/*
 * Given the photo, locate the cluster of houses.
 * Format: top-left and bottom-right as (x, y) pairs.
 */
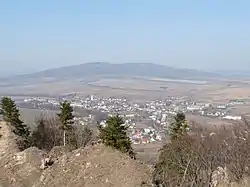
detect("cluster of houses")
(130, 127), (162, 144)
(18, 95), (248, 144)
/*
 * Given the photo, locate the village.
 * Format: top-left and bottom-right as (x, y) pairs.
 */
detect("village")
(17, 94), (247, 145)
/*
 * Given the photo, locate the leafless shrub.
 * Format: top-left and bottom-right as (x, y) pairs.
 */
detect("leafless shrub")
(224, 124), (250, 182)
(153, 121), (250, 187)
(30, 114), (63, 151)
(30, 114), (93, 151)
(67, 124), (93, 149)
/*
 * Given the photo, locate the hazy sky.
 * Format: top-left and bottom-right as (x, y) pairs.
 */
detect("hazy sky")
(1, 1), (250, 76)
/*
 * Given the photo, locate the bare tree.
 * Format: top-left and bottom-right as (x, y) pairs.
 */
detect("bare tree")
(67, 124), (93, 149)
(153, 122), (250, 187)
(31, 115), (63, 151)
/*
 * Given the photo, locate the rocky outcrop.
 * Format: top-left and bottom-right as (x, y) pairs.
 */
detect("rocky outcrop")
(1, 147), (46, 187)
(0, 122), (18, 160)
(0, 122), (45, 187)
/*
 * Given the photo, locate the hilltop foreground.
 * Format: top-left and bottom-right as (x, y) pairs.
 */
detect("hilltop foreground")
(2, 119), (250, 187)
(0, 122), (152, 187)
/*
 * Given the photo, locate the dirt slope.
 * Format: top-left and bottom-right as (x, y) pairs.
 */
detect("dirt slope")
(0, 122), (18, 160)
(0, 122), (152, 187)
(0, 122), (46, 187)
(34, 144), (152, 187)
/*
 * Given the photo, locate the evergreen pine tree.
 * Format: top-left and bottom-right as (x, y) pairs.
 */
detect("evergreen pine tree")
(57, 100), (74, 146)
(0, 96), (31, 150)
(168, 112), (189, 140)
(98, 114), (135, 158)
(0, 97), (23, 125)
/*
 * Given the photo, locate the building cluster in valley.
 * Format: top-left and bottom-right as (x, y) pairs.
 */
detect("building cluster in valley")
(16, 94), (248, 144)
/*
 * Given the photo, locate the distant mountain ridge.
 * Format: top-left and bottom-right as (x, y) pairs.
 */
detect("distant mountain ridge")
(215, 70), (250, 78)
(12, 62), (221, 81)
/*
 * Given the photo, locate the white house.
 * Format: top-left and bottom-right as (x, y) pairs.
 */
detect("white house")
(223, 115), (242, 120)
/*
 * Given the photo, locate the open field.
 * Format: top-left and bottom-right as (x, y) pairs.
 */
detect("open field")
(1, 77), (250, 103)
(19, 108), (57, 125)
(186, 114), (241, 129)
(133, 142), (163, 165)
